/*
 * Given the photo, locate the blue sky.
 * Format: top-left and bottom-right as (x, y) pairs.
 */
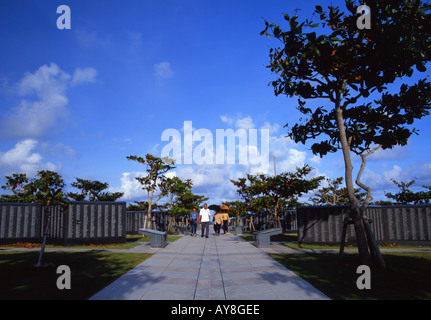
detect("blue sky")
(0, 0), (430, 206)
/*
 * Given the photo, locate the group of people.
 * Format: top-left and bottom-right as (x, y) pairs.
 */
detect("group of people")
(189, 203), (230, 238)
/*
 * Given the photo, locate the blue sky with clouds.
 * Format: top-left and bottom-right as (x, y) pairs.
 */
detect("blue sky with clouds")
(1, 0), (430, 206)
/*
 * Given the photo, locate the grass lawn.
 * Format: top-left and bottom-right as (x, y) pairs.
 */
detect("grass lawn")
(0, 251), (152, 300)
(0, 234), (183, 300)
(0, 234), (182, 250)
(239, 231), (431, 299)
(271, 252), (431, 300)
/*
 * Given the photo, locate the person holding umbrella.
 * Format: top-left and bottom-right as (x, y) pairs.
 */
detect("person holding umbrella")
(213, 209), (223, 236)
(220, 205), (230, 235)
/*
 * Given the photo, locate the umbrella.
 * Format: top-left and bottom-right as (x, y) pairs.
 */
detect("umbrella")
(208, 204), (221, 212)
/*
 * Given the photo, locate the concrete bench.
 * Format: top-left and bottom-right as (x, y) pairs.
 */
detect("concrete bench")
(139, 228), (167, 248)
(253, 228), (282, 248)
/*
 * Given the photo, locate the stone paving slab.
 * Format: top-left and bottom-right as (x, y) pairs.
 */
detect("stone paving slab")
(90, 233), (330, 300)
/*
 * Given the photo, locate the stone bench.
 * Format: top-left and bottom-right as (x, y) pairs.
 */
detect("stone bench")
(253, 228), (282, 248)
(139, 228), (167, 248)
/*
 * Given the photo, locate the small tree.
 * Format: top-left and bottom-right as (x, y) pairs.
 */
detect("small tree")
(385, 179), (431, 204)
(172, 188), (208, 214)
(164, 177), (192, 211)
(162, 176), (208, 231)
(310, 177), (366, 206)
(126, 154), (175, 228)
(31, 171), (69, 267)
(261, 0), (431, 268)
(0, 173), (30, 203)
(1, 171), (69, 267)
(67, 177), (124, 201)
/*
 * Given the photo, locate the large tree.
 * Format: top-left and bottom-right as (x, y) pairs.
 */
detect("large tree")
(261, 0), (431, 267)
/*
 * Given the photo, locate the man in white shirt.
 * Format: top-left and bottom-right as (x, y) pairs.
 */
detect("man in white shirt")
(199, 203), (211, 238)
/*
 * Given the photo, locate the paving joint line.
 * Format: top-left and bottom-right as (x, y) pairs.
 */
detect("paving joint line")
(193, 236), (208, 300)
(139, 237), (189, 300)
(214, 235), (227, 300)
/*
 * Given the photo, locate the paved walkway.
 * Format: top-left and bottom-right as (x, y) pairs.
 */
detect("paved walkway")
(89, 233), (329, 300)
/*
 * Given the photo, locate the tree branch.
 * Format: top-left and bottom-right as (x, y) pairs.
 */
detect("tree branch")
(342, 90), (364, 109)
(355, 145), (382, 211)
(303, 75), (327, 87)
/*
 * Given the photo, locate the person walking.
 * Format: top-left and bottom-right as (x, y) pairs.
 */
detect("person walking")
(220, 205), (230, 235)
(189, 208), (199, 236)
(213, 210), (223, 236)
(199, 203), (211, 238)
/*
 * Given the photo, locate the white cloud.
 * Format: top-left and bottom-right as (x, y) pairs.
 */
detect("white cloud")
(309, 155), (322, 166)
(176, 164), (237, 203)
(39, 142), (77, 159)
(1, 63), (96, 139)
(154, 61), (173, 80)
(71, 67), (97, 86)
(0, 139), (57, 176)
(177, 165), (230, 188)
(417, 163), (431, 184)
(115, 171), (147, 201)
(261, 121), (280, 135)
(235, 116), (255, 130)
(362, 162), (431, 194)
(360, 164), (410, 195)
(276, 149), (308, 173)
(220, 115), (234, 126)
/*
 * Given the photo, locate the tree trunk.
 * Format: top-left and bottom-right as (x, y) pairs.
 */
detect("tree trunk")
(248, 215), (255, 231)
(355, 147), (387, 269)
(146, 203), (152, 229)
(143, 215), (148, 230)
(335, 93), (373, 266)
(349, 205), (372, 266)
(274, 199), (281, 228)
(338, 216), (350, 262)
(36, 205), (51, 267)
